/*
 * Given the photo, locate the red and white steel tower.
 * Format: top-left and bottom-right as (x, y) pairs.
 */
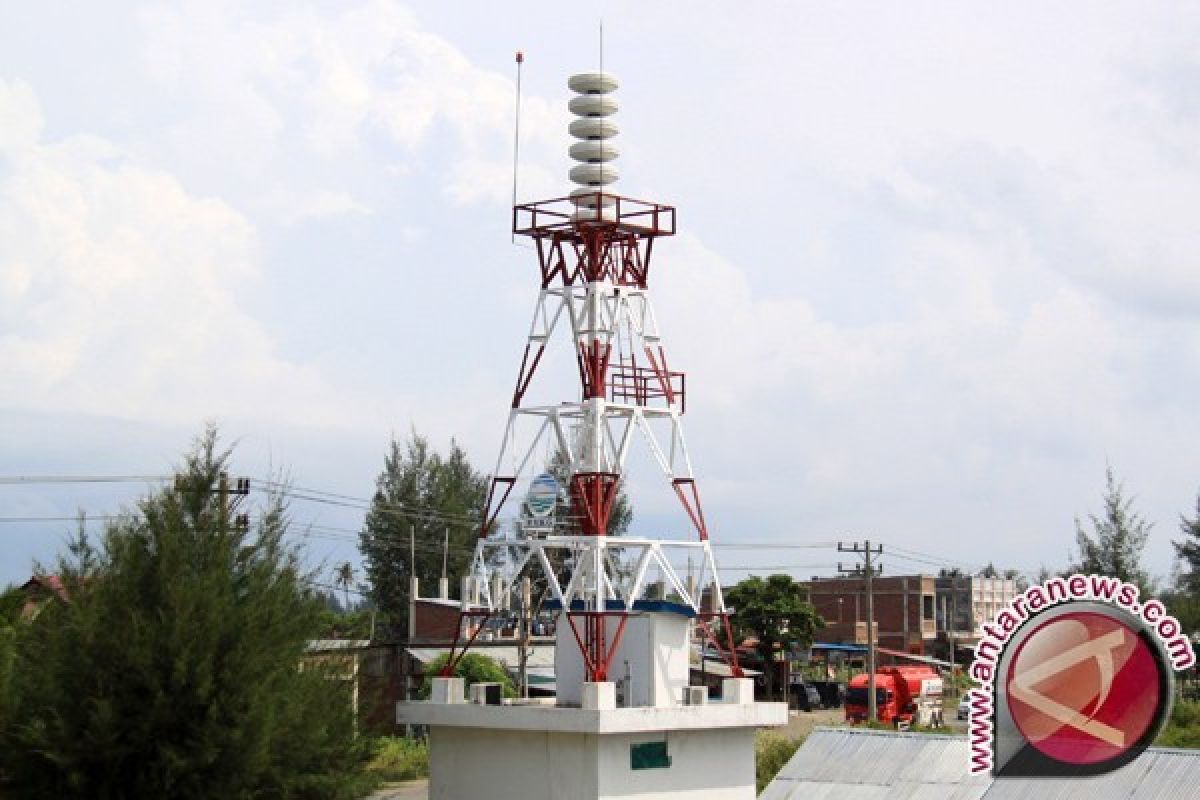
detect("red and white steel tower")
(441, 70), (742, 688)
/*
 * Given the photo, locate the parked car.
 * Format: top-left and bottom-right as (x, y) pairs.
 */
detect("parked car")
(791, 683), (823, 712)
(807, 680), (845, 709)
(957, 696), (970, 720)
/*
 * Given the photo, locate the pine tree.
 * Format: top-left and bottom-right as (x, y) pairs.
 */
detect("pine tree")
(0, 427), (372, 799)
(1174, 491), (1200, 595)
(359, 432), (487, 639)
(1072, 467), (1154, 595)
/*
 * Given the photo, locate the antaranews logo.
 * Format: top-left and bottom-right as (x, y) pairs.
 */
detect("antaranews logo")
(967, 574), (1195, 777)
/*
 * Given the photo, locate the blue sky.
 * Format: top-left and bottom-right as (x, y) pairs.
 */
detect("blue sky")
(2, 2), (1199, 590)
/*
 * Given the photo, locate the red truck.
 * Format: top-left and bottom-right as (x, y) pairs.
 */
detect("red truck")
(844, 666), (944, 727)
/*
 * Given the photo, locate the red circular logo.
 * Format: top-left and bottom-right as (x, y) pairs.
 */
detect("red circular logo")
(1005, 611), (1162, 765)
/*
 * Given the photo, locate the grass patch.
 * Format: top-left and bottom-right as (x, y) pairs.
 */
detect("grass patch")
(366, 736), (429, 782)
(755, 731), (804, 794)
(1156, 700), (1200, 749)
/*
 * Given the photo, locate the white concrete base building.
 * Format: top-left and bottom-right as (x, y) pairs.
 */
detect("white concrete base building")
(399, 673), (785, 800)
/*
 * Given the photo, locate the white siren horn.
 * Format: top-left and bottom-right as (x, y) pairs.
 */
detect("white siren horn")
(567, 71), (618, 214)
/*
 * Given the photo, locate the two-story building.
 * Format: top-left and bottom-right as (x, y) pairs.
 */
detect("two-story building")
(803, 574), (938, 655)
(933, 573), (1018, 665)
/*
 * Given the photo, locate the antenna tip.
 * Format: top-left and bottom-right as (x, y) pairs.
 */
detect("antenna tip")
(515, 51), (524, 64)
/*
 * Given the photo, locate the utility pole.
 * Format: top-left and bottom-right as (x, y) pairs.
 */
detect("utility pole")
(838, 539), (883, 723)
(410, 523), (416, 579)
(518, 576), (532, 698)
(181, 471), (249, 531)
(442, 526), (449, 583)
(950, 574), (959, 690)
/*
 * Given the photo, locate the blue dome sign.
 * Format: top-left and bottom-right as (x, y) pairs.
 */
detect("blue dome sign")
(526, 473), (559, 517)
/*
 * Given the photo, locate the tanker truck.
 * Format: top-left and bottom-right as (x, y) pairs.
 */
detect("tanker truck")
(844, 665), (944, 728)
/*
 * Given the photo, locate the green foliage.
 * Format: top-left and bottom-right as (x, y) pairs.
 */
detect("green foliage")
(333, 562), (356, 612)
(1175, 492), (1200, 596)
(0, 623), (14, 728)
(1072, 467), (1154, 595)
(366, 737), (429, 782)
(755, 731), (803, 793)
(0, 428), (373, 799)
(315, 608), (375, 640)
(0, 585), (24, 624)
(1162, 590), (1200, 639)
(1156, 700), (1200, 749)
(0, 585), (21, 723)
(359, 432), (488, 640)
(418, 653), (516, 699)
(726, 574), (824, 698)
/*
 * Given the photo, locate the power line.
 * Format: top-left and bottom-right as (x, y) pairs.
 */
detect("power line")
(0, 516), (120, 524)
(256, 480), (485, 528)
(886, 551), (962, 571)
(0, 473), (852, 548)
(0, 473), (485, 529)
(885, 544), (981, 572)
(713, 541), (837, 550)
(714, 564), (837, 572)
(0, 475), (172, 485)
(1, 476), (988, 576)
(0, 512), (841, 552)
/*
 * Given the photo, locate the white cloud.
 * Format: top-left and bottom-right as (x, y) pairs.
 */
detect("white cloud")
(135, 0), (567, 218)
(0, 79), (349, 427)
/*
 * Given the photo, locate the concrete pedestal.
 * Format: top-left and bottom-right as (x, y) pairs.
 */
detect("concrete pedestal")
(398, 679), (786, 800)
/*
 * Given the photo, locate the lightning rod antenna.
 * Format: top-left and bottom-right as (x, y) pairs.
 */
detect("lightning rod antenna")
(511, 50), (524, 244)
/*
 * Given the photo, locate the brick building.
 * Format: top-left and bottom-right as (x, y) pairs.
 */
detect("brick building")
(804, 574), (937, 655)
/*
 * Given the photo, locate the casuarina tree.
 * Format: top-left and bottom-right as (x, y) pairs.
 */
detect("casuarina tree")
(359, 432), (488, 640)
(0, 428), (372, 800)
(1072, 466), (1154, 595)
(1164, 490), (1200, 635)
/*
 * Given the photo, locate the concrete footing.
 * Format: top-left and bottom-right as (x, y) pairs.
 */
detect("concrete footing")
(721, 678), (754, 705)
(430, 676), (464, 705)
(583, 681), (616, 710)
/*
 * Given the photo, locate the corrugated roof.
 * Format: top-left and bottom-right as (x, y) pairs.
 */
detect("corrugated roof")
(689, 660), (761, 678)
(980, 745), (1200, 800)
(764, 728), (1200, 800)
(765, 728), (989, 800)
(305, 639), (371, 652)
(406, 645), (555, 669)
(876, 646), (955, 668)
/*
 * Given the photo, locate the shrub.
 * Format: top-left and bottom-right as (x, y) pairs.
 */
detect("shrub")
(418, 652), (517, 699)
(755, 731), (803, 793)
(367, 737), (429, 782)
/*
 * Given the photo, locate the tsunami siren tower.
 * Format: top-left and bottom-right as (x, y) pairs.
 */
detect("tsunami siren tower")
(398, 67), (785, 800)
